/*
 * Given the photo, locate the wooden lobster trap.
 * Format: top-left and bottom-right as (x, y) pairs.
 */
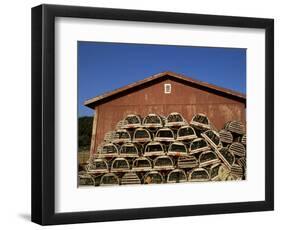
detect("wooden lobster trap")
(144, 141), (165, 157)
(132, 157), (152, 172)
(237, 157), (246, 169)
(86, 159), (109, 174)
(122, 114), (142, 129)
(219, 129), (233, 144)
(214, 147), (235, 170)
(224, 174), (242, 181)
(154, 127), (175, 142)
(115, 119), (126, 130)
(199, 150), (220, 167)
(112, 129), (131, 144)
(98, 143), (119, 158)
(201, 130), (221, 149)
(209, 163), (221, 181)
(188, 168), (210, 182)
(121, 172), (141, 185)
(119, 142), (139, 158)
(100, 173), (119, 186)
(167, 141), (188, 157)
(153, 156), (174, 170)
(103, 131), (116, 143)
(217, 164), (231, 181)
(177, 156), (199, 169)
(176, 125), (197, 141)
(229, 142), (246, 157)
(167, 169), (187, 183)
(132, 128), (152, 143)
(142, 113), (163, 129)
(143, 171), (164, 184)
(189, 138), (210, 155)
(224, 121), (246, 135)
(79, 173), (95, 186)
(110, 157), (131, 173)
(231, 163), (244, 179)
(165, 112), (187, 128)
(240, 134), (246, 145)
(190, 113), (211, 130)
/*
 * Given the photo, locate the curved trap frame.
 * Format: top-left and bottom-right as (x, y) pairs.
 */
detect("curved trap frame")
(119, 143), (139, 158)
(237, 157), (246, 169)
(142, 113), (163, 128)
(229, 142), (246, 157)
(111, 157), (130, 173)
(199, 150), (220, 167)
(240, 134), (247, 146)
(122, 114), (142, 129)
(188, 168), (210, 182)
(219, 129), (233, 144)
(100, 173), (119, 186)
(190, 113), (211, 130)
(224, 121), (246, 135)
(143, 171), (164, 184)
(154, 127), (175, 142)
(165, 112), (187, 128)
(201, 130), (221, 149)
(115, 119), (126, 130)
(217, 164), (231, 181)
(224, 174), (242, 181)
(167, 169), (187, 183)
(214, 147), (235, 170)
(86, 159), (109, 174)
(167, 141), (188, 156)
(121, 172), (141, 185)
(189, 138), (210, 154)
(79, 174), (95, 186)
(133, 128), (152, 143)
(210, 163), (221, 181)
(144, 141), (165, 157)
(99, 143), (119, 158)
(153, 156), (174, 170)
(103, 131), (116, 143)
(177, 125), (197, 141)
(177, 156), (199, 169)
(112, 129), (131, 144)
(132, 157), (152, 172)
(231, 163), (244, 178)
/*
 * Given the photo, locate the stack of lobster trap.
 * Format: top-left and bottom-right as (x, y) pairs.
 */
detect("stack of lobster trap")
(79, 112), (246, 186)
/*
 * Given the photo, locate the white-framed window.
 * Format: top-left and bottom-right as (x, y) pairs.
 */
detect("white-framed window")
(164, 83), (171, 94)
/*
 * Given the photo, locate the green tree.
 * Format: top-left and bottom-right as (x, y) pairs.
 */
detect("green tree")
(78, 116), (93, 151)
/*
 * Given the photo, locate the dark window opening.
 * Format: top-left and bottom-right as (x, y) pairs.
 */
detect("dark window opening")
(191, 140), (207, 150)
(167, 114), (183, 122)
(121, 146), (137, 154)
(178, 127), (194, 136)
(147, 144), (163, 152)
(170, 144), (186, 152)
(103, 145), (117, 154)
(193, 115), (208, 124)
(112, 160), (129, 169)
(135, 130), (150, 139)
(125, 116), (140, 124)
(144, 116), (161, 124)
(158, 130), (173, 138)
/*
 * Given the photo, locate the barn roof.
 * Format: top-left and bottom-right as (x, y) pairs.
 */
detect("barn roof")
(84, 71), (246, 109)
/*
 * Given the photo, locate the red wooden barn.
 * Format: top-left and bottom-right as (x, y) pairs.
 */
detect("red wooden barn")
(84, 71), (246, 155)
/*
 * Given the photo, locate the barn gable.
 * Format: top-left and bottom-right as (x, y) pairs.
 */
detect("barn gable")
(84, 71), (246, 109)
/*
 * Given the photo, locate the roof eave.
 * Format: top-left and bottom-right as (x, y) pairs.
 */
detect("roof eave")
(84, 71), (246, 109)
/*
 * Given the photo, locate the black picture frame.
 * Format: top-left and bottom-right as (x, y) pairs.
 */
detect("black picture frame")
(31, 4), (274, 225)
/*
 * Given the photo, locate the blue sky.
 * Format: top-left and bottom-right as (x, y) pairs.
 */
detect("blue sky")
(78, 41), (246, 117)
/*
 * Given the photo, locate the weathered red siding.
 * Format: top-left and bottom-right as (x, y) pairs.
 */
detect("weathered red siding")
(91, 79), (245, 155)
